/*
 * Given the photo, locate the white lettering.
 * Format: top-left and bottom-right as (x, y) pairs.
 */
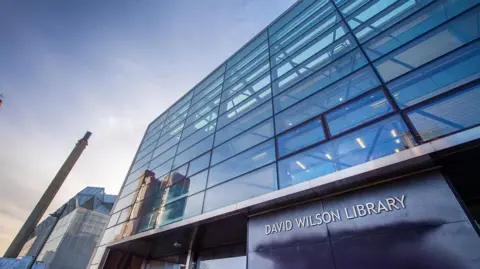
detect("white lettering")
(356, 204), (367, 217)
(395, 195), (406, 209)
(366, 202), (377, 215)
(386, 198), (399, 210)
(265, 224), (271, 235)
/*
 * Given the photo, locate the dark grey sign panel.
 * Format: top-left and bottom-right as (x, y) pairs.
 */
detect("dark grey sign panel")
(248, 170), (480, 269)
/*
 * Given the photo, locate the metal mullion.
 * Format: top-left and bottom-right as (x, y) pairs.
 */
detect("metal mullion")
(344, 0), (400, 30)
(225, 41), (269, 80)
(268, 0), (321, 38)
(221, 66), (270, 103)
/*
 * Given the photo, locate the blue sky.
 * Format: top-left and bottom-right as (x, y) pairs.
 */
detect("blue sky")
(0, 0), (295, 254)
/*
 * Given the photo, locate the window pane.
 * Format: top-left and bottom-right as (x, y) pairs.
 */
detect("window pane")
(193, 65), (225, 97)
(148, 145), (177, 170)
(274, 48), (369, 113)
(271, 11), (341, 67)
(222, 71), (270, 103)
(188, 169), (209, 194)
(137, 211), (157, 232)
(269, 0), (316, 36)
(272, 23), (349, 80)
(106, 212), (120, 229)
(218, 87), (271, 129)
(113, 191), (136, 213)
(326, 90), (393, 136)
(163, 114), (187, 135)
(408, 84), (480, 141)
(156, 192), (204, 227)
(354, 0), (434, 43)
(173, 135), (214, 168)
(119, 180), (141, 199)
(388, 40), (480, 108)
(153, 135), (180, 159)
(278, 118), (325, 157)
(182, 109), (218, 139)
(203, 164), (277, 212)
(187, 97), (221, 126)
(275, 66), (380, 133)
(168, 92), (192, 117)
(224, 52), (270, 91)
(207, 139), (276, 188)
(125, 165), (147, 185)
(131, 152), (153, 174)
(167, 102), (190, 125)
(366, 0), (479, 62)
(278, 115), (414, 188)
(152, 158), (174, 179)
(214, 102), (273, 146)
(272, 35), (358, 96)
(226, 32), (268, 70)
(220, 79), (271, 116)
(340, 0), (369, 16)
(188, 152), (211, 176)
(178, 122), (216, 154)
(271, 1), (333, 51)
(346, 0), (397, 30)
(212, 119), (274, 165)
(193, 77), (224, 104)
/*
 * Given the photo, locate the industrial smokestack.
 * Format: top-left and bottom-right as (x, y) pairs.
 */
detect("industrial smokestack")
(4, 131), (92, 258)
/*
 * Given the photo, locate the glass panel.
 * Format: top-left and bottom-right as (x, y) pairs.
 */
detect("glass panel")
(273, 35), (358, 96)
(226, 42), (268, 80)
(193, 77), (224, 104)
(271, 0), (331, 47)
(193, 65), (225, 97)
(182, 109), (218, 139)
(272, 23), (349, 80)
(188, 152), (211, 176)
(134, 142), (156, 163)
(168, 92), (192, 117)
(346, 0), (397, 30)
(186, 96), (221, 126)
(106, 212), (120, 228)
(340, 0), (369, 16)
(278, 118), (325, 157)
(408, 84), (480, 141)
(218, 87), (271, 129)
(326, 90), (393, 136)
(269, 0), (316, 36)
(153, 135), (180, 159)
(203, 164), (277, 212)
(222, 71), (270, 102)
(137, 211), (157, 232)
(212, 119), (274, 165)
(151, 158), (174, 179)
(220, 79), (271, 116)
(366, 0), (479, 62)
(215, 102), (273, 146)
(271, 12), (341, 67)
(100, 224), (124, 245)
(163, 114), (186, 135)
(148, 145), (177, 170)
(167, 102), (190, 125)
(278, 115), (415, 188)
(156, 191), (204, 226)
(139, 133), (159, 151)
(188, 169), (209, 194)
(224, 51), (269, 90)
(226, 31), (268, 70)
(117, 206), (132, 224)
(125, 165), (147, 185)
(275, 66), (380, 133)
(274, 48), (369, 112)
(178, 122), (216, 154)
(114, 191), (136, 213)
(354, 0), (434, 43)
(173, 135), (214, 168)
(119, 180), (141, 199)
(388, 40), (480, 108)
(190, 85), (222, 116)
(197, 244), (246, 269)
(207, 139), (275, 188)
(131, 152), (153, 174)
(146, 113), (167, 134)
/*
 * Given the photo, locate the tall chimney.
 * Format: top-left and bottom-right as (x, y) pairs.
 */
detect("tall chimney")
(4, 131), (92, 258)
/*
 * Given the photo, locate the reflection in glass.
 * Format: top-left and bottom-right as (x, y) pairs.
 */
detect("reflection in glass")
(326, 90), (393, 136)
(278, 115), (415, 188)
(204, 164), (277, 212)
(156, 191), (204, 227)
(207, 139), (276, 188)
(408, 84), (480, 141)
(278, 119), (325, 157)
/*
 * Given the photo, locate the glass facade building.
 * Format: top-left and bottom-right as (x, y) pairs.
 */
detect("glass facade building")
(91, 1), (480, 268)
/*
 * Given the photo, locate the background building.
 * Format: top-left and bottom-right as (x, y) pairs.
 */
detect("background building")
(16, 187), (116, 269)
(90, 0), (480, 268)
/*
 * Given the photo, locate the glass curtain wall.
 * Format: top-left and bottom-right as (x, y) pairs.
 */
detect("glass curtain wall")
(91, 1), (480, 265)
